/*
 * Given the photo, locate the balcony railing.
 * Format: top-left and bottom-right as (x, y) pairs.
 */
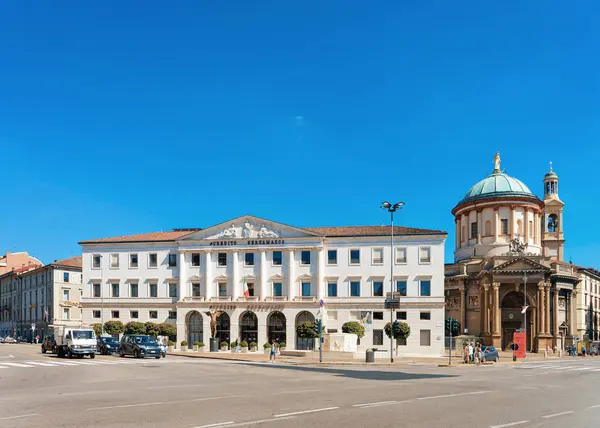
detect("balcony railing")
(181, 296), (205, 302)
(265, 296), (288, 302)
(294, 296), (316, 302)
(236, 296), (259, 302)
(210, 296), (232, 302)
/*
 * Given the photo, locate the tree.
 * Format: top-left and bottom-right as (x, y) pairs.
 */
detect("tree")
(158, 323), (177, 338)
(145, 322), (160, 338)
(91, 323), (102, 337)
(385, 321), (411, 341)
(124, 321), (146, 335)
(296, 321), (318, 339)
(586, 302), (595, 341)
(342, 321), (365, 340)
(104, 320), (125, 336)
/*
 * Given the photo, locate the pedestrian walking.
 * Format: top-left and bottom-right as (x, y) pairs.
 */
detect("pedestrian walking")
(469, 342), (474, 363)
(463, 343), (469, 364)
(572, 344), (576, 357)
(269, 340), (277, 363)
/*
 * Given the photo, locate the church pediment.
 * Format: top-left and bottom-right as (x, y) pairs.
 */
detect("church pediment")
(178, 215), (323, 242)
(491, 257), (551, 273)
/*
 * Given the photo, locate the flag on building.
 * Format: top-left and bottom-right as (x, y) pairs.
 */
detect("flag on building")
(243, 276), (249, 299)
(521, 305), (528, 314)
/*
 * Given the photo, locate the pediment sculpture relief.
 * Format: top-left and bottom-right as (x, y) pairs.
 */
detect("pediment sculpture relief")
(208, 221), (279, 240)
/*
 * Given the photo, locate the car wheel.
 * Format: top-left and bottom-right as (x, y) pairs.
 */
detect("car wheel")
(41, 346), (46, 354)
(90, 353), (95, 359)
(155, 356), (160, 359)
(135, 350), (141, 359)
(495, 356), (499, 363)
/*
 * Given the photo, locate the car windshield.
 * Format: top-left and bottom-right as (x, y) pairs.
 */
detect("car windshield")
(135, 336), (156, 345)
(102, 337), (118, 343)
(72, 330), (94, 340)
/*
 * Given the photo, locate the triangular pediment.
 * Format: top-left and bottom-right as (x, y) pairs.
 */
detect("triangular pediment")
(178, 215), (323, 241)
(492, 257), (551, 273)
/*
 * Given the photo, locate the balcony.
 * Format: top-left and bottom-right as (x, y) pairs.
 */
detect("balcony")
(210, 296), (232, 302)
(236, 296), (259, 302)
(264, 296), (288, 302)
(181, 296), (205, 302)
(293, 296), (316, 303)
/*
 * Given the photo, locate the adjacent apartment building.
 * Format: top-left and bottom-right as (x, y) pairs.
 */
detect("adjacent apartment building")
(0, 256), (83, 339)
(80, 215), (447, 357)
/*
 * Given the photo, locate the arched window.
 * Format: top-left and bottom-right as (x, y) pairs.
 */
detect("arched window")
(548, 214), (558, 232)
(485, 220), (492, 236)
(516, 219), (523, 235)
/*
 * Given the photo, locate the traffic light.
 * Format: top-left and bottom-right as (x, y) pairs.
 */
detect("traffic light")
(315, 319), (322, 332)
(445, 318), (451, 334)
(451, 319), (460, 337)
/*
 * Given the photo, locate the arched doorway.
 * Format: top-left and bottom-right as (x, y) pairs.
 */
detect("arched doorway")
(267, 311), (286, 344)
(216, 312), (230, 345)
(239, 311), (258, 344)
(501, 291), (533, 351)
(187, 311), (203, 346)
(295, 311), (315, 350)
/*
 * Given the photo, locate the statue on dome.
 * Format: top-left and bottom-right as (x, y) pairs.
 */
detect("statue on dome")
(493, 152), (502, 173)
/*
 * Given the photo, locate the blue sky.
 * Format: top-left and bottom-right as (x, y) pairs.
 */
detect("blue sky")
(1, 1), (599, 266)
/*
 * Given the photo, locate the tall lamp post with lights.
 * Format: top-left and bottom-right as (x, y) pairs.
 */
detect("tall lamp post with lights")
(381, 201), (405, 363)
(522, 272), (528, 358)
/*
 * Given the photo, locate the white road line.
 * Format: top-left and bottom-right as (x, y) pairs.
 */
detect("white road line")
(0, 366), (7, 369)
(24, 361), (60, 367)
(591, 369), (600, 372)
(489, 421), (529, 428)
(1, 362), (34, 368)
(541, 411), (574, 419)
(87, 401), (164, 411)
(192, 422), (235, 428)
(0, 413), (38, 421)
(589, 404), (600, 409)
(417, 390), (492, 401)
(274, 407), (339, 418)
(227, 416), (294, 427)
(353, 401), (397, 408)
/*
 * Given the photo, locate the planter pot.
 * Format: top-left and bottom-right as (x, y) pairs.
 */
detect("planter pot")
(250, 347), (258, 352)
(241, 347), (248, 353)
(280, 347), (286, 352)
(264, 349), (270, 354)
(210, 338), (219, 352)
(181, 347), (188, 352)
(221, 346), (228, 352)
(167, 346), (174, 352)
(199, 347), (205, 353)
(193, 345), (199, 351)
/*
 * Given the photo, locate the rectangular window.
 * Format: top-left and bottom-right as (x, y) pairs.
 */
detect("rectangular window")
(373, 329), (384, 346)
(373, 311), (384, 320)
(372, 248), (384, 265)
(110, 253), (119, 268)
(350, 249), (360, 265)
(63, 272), (69, 283)
(112, 310), (120, 319)
(168, 254), (177, 267)
(149, 311), (158, 319)
(191, 253), (200, 267)
(93, 310), (101, 319)
(169, 283), (178, 298)
(350, 281), (360, 297)
(111, 283), (119, 297)
(245, 252), (254, 266)
(130, 311), (139, 319)
(149, 283), (158, 298)
(327, 250), (337, 265)
(301, 282), (311, 297)
(93, 283), (101, 298)
(373, 281), (384, 297)
(130, 283), (138, 298)
(169, 311), (177, 320)
(63, 308), (69, 320)
(419, 247), (431, 264)
(529, 221), (533, 237)
(327, 282), (337, 297)
(501, 219), (509, 235)
(471, 222), (477, 239)
(396, 280), (407, 296)
(420, 329), (431, 346)
(273, 282), (283, 297)
(63, 290), (69, 301)
(272, 251), (282, 266)
(148, 253), (158, 268)
(218, 253), (227, 267)
(192, 284), (201, 297)
(420, 280), (431, 297)
(247, 283), (255, 297)
(300, 250), (311, 265)
(218, 282), (227, 297)
(395, 247), (407, 264)
(397, 311), (407, 320)
(420, 312), (431, 320)
(129, 253), (138, 268)
(92, 255), (101, 269)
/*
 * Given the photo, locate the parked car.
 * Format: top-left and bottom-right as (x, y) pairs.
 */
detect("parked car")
(41, 335), (57, 354)
(482, 346), (499, 362)
(119, 335), (162, 359)
(97, 336), (120, 355)
(4, 336), (16, 343)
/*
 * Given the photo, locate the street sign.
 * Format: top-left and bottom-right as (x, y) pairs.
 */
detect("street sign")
(319, 299), (324, 307)
(384, 299), (400, 309)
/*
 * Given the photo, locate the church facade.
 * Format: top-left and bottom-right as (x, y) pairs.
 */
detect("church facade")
(445, 154), (579, 352)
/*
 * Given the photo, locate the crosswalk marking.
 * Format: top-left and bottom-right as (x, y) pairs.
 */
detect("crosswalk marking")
(2, 362), (35, 368)
(24, 361), (60, 367)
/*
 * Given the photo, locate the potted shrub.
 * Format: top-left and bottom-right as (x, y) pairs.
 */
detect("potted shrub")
(167, 340), (175, 352)
(263, 342), (271, 354)
(180, 340), (188, 351)
(240, 340), (248, 353)
(279, 341), (286, 352)
(250, 341), (257, 352)
(220, 341), (229, 352)
(198, 341), (205, 352)
(230, 340), (238, 353)
(193, 340), (200, 351)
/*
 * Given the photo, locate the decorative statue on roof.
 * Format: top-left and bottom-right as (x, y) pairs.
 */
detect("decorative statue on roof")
(508, 237), (527, 255)
(493, 152), (502, 173)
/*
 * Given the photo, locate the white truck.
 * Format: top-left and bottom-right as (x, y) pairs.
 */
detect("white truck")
(52, 326), (97, 359)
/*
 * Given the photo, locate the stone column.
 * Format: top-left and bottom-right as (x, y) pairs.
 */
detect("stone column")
(455, 218), (460, 250)
(492, 283), (500, 335)
(570, 290), (578, 338)
(538, 283), (545, 335)
(204, 251), (213, 300)
(494, 208), (500, 243)
(287, 249), (296, 300)
(232, 252), (240, 301)
(317, 248), (325, 300)
(545, 283), (551, 335)
(553, 286), (559, 338)
(524, 208), (530, 243)
(476, 210), (482, 244)
(259, 250), (268, 300)
(460, 284), (466, 332)
(510, 205), (516, 239)
(178, 250), (186, 300)
(482, 284), (490, 335)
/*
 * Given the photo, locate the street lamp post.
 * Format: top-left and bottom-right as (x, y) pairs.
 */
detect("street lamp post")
(381, 201), (405, 363)
(523, 272), (528, 359)
(100, 255), (104, 336)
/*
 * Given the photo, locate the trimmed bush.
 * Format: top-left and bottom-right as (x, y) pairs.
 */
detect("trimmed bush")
(91, 323), (102, 337)
(230, 340), (238, 348)
(240, 340), (248, 347)
(181, 340), (188, 347)
(158, 323), (177, 337)
(296, 321), (318, 339)
(263, 342), (271, 349)
(198, 342), (205, 347)
(145, 322), (160, 338)
(220, 341), (229, 348)
(342, 321), (365, 339)
(279, 342), (286, 348)
(124, 321), (146, 335)
(250, 342), (257, 348)
(104, 320), (125, 336)
(384, 321), (411, 340)
(168, 340), (175, 347)
(193, 341), (201, 346)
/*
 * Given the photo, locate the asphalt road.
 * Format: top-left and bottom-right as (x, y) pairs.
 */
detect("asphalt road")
(1, 343), (599, 428)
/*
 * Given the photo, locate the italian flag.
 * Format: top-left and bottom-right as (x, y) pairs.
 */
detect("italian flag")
(243, 276), (249, 299)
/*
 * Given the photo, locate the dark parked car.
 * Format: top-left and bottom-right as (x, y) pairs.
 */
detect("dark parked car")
(119, 335), (162, 359)
(41, 335), (56, 354)
(482, 346), (499, 362)
(97, 336), (120, 355)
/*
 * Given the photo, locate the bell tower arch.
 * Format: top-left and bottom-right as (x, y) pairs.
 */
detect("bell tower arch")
(542, 162), (565, 261)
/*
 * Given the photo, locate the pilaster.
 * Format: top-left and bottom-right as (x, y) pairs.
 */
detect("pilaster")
(317, 247), (325, 300)
(259, 250), (268, 300)
(287, 249), (296, 300)
(545, 282), (551, 335)
(204, 250), (213, 300)
(476, 209), (482, 244)
(493, 207), (500, 243)
(178, 250), (186, 300)
(232, 251), (240, 301)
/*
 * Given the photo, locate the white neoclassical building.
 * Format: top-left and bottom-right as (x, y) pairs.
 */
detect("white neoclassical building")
(80, 215), (447, 357)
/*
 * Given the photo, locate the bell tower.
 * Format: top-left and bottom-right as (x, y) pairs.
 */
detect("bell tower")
(542, 162), (565, 261)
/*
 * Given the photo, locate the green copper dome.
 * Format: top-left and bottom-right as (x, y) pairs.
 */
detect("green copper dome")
(460, 172), (536, 204)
